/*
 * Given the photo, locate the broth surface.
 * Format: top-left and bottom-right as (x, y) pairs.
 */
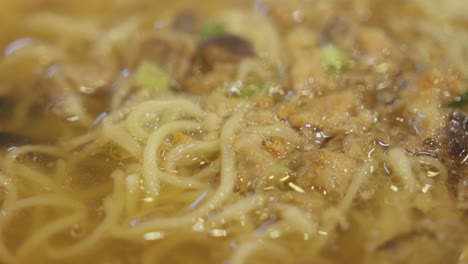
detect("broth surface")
(0, 0), (467, 263)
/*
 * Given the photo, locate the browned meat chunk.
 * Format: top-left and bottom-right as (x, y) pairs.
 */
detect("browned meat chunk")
(287, 90), (374, 136)
(234, 134), (279, 193)
(357, 27), (401, 62)
(172, 11), (199, 33)
(295, 148), (358, 195)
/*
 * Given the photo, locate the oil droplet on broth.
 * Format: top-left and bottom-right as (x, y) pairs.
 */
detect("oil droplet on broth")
(209, 229), (228, 237)
(69, 224), (85, 238)
(143, 231), (165, 240)
(192, 218), (205, 232)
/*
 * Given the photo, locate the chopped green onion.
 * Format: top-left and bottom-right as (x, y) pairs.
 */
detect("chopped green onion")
(446, 91), (468, 108)
(231, 83), (265, 98)
(199, 22), (225, 41)
(321, 44), (348, 75)
(134, 61), (170, 93)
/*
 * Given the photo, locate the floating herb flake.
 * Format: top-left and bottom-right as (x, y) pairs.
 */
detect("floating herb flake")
(446, 91), (468, 108)
(134, 61), (170, 93)
(321, 44), (348, 76)
(231, 83), (266, 98)
(199, 22), (225, 41)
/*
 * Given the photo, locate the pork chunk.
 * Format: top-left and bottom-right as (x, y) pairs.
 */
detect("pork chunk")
(296, 148), (358, 195)
(288, 90), (357, 131)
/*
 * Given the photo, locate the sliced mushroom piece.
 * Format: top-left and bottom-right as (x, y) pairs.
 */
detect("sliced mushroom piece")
(45, 60), (118, 98)
(217, 10), (282, 62)
(138, 31), (195, 81)
(199, 34), (255, 67)
(35, 61), (117, 125)
(448, 111), (468, 165)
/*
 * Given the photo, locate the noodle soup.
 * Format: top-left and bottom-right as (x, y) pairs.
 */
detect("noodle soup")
(0, 0), (467, 263)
